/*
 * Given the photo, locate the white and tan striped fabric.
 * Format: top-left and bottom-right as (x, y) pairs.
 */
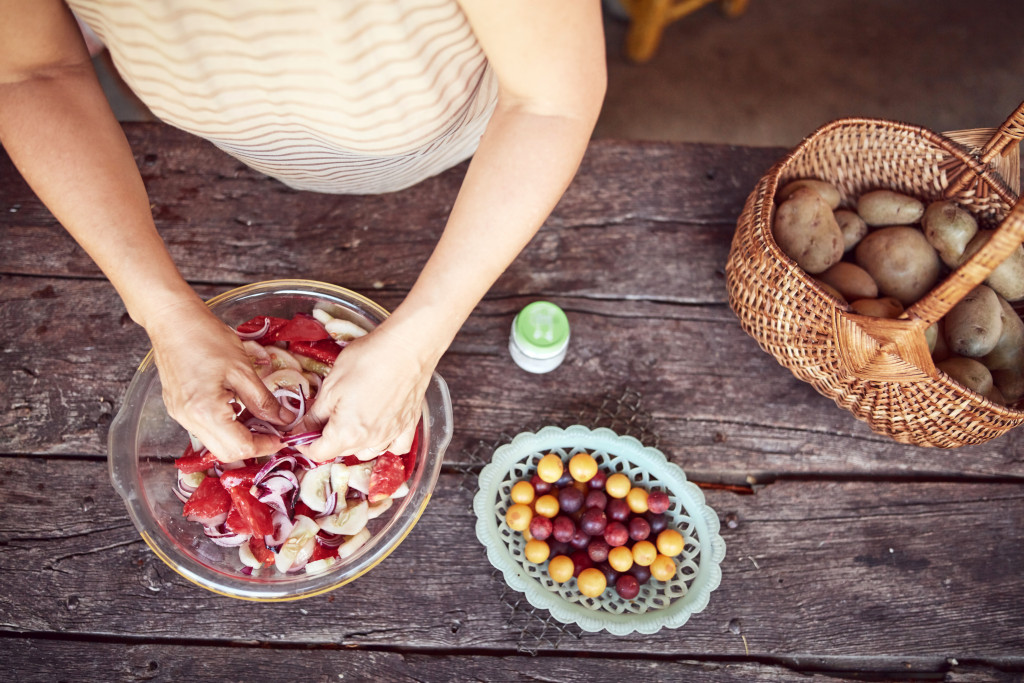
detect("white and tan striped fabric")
(68, 0), (497, 194)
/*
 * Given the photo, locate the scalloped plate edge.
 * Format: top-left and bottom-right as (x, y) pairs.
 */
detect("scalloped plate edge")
(473, 425), (726, 635)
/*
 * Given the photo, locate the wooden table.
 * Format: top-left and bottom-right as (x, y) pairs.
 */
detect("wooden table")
(2, 123), (1023, 681)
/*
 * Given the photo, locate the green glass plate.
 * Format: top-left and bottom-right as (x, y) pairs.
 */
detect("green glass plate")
(474, 425), (726, 635)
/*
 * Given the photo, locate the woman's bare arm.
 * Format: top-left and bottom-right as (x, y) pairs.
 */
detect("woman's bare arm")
(304, 0), (607, 460)
(0, 0), (287, 460)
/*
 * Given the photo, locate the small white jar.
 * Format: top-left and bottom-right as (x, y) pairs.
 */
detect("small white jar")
(508, 301), (570, 374)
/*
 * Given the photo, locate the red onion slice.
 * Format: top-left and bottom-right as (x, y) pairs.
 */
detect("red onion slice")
(265, 512), (294, 547)
(292, 454), (319, 471)
(245, 418), (283, 437)
(255, 473), (297, 516)
(321, 491), (338, 517)
(203, 525), (251, 547)
(316, 532), (344, 548)
(274, 388), (306, 432)
(253, 454), (297, 484)
(235, 317), (271, 340)
(282, 431), (321, 447)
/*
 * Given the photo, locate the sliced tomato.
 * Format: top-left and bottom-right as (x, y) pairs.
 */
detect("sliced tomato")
(248, 535), (276, 567)
(289, 339), (341, 365)
(293, 500), (317, 520)
(275, 313), (331, 343)
(219, 464), (263, 490)
(183, 476), (232, 525)
(309, 538), (340, 563)
(368, 451), (406, 503)
(224, 507), (252, 535)
(227, 487), (275, 538)
(174, 443), (218, 474)
(236, 316), (289, 343)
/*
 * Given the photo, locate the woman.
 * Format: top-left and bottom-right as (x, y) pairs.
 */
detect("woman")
(0, 1), (607, 463)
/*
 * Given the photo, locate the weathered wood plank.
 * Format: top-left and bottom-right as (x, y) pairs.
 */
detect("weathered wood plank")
(4, 276), (1024, 476)
(2, 457), (1022, 660)
(6, 638), (934, 683)
(0, 124), (781, 305)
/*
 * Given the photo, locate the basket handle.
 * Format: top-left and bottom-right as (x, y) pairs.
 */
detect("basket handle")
(907, 196), (1024, 326)
(905, 102), (1024, 327)
(945, 101), (1024, 197)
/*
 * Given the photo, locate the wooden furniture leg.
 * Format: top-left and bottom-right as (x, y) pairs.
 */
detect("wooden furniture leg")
(622, 0), (749, 64)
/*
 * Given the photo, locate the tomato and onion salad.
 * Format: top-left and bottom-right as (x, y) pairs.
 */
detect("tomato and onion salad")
(173, 309), (419, 577)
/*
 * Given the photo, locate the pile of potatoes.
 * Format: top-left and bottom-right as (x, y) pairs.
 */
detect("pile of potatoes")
(772, 178), (1024, 406)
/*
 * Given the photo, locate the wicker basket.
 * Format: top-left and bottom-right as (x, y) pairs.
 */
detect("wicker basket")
(725, 102), (1024, 448)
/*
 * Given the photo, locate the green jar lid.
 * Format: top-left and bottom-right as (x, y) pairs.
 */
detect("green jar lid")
(513, 301), (570, 356)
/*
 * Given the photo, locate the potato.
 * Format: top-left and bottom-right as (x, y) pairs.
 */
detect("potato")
(981, 295), (1024, 371)
(834, 209), (868, 252)
(849, 296), (904, 319)
(777, 179), (842, 209)
(925, 323), (938, 354)
(942, 285), (1003, 358)
(854, 226), (941, 305)
(937, 356), (994, 396)
(930, 320), (951, 362)
(857, 190), (925, 226)
(993, 368), (1024, 403)
(772, 187), (845, 274)
(813, 279), (847, 303)
(818, 262), (878, 301)
(985, 384), (1008, 405)
(922, 200), (977, 268)
(959, 230), (1024, 301)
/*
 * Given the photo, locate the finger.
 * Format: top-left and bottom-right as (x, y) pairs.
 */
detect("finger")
(300, 401), (328, 433)
(171, 388), (281, 463)
(202, 419), (282, 463)
(228, 366), (293, 426)
(388, 418), (418, 455)
(304, 412), (382, 462)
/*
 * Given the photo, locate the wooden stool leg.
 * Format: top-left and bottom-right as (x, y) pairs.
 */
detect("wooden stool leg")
(720, 0), (749, 18)
(624, 0), (673, 64)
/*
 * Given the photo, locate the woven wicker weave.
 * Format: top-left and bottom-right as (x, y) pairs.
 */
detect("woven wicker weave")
(725, 102), (1024, 447)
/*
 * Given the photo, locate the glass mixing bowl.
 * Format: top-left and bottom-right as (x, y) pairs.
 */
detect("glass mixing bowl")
(108, 280), (453, 601)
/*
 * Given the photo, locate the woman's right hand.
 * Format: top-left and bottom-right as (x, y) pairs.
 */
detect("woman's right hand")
(145, 297), (292, 463)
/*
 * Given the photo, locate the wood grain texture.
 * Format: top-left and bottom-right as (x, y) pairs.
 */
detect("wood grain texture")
(0, 125), (777, 299)
(1, 457), (1022, 661)
(12, 637), (978, 683)
(3, 275), (1024, 477)
(3, 123), (1024, 678)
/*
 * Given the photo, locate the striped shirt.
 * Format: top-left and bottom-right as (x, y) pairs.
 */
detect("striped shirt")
(68, 0), (498, 194)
